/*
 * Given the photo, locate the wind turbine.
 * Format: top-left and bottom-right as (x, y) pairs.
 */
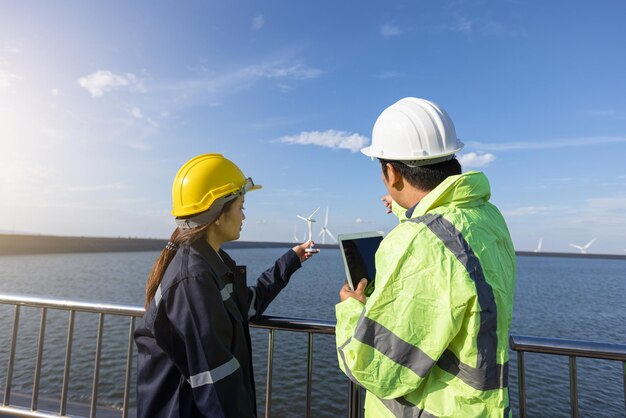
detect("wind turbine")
(534, 237), (543, 253)
(569, 238), (596, 254)
(297, 207), (320, 253)
(318, 207), (336, 244)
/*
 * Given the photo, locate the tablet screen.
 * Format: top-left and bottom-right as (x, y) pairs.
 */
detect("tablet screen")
(339, 233), (383, 292)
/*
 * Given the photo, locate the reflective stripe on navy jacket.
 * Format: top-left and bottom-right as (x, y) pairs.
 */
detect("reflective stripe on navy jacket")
(134, 239), (301, 418)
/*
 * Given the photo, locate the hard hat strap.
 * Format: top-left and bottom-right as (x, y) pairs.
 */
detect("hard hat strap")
(175, 194), (236, 230)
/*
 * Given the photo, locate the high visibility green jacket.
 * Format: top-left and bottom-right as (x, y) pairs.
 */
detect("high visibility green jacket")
(336, 171), (516, 418)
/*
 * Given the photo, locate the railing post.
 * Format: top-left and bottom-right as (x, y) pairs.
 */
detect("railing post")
(569, 356), (578, 418)
(3, 305), (20, 406)
(517, 350), (526, 418)
(623, 361), (626, 418)
(348, 380), (360, 418)
(265, 329), (275, 418)
(122, 316), (136, 418)
(32, 307), (47, 410)
(305, 332), (313, 418)
(90, 313), (105, 418)
(60, 310), (76, 416)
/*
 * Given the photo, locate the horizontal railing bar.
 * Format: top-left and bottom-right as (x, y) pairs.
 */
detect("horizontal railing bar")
(251, 315), (335, 335)
(0, 405), (67, 417)
(510, 335), (626, 361)
(0, 293), (144, 317)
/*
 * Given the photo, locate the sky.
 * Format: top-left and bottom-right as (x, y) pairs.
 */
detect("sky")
(1, 1), (626, 254)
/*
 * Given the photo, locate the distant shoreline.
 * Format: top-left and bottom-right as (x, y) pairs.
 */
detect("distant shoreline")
(515, 250), (626, 261)
(0, 234), (338, 256)
(1, 234), (625, 260)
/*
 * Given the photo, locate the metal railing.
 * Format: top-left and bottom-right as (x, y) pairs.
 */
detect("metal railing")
(0, 293), (359, 418)
(510, 335), (626, 418)
(251, 316), (360, 418)
(3, 293), (626, 418)
(0, 294), (143, 418)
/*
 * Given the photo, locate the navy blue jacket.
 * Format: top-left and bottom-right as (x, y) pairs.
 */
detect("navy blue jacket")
(135, 240), (301, 417)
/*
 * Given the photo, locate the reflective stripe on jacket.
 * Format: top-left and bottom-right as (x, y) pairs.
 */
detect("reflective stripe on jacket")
(336, 171), (516, 418)
(135, 239), (301, 418)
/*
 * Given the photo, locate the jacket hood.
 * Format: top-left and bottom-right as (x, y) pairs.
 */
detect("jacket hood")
(412, 171), (491, 217)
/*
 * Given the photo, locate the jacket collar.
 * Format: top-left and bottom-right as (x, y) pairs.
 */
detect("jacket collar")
(191, 239), (233, 278)
(405, 202), (420, 219)
(410, 171), (491, 218)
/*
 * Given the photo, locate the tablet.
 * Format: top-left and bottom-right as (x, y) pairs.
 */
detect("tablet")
(338, 231), (384, 292)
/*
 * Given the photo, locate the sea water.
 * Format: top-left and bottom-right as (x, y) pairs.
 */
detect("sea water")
(0, 249), (625, 417)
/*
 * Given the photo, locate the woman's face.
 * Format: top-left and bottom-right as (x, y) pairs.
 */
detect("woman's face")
(216, 195), (245, 243)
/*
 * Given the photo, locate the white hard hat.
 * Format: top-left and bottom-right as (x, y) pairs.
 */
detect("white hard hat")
(361, 97), (464, 166)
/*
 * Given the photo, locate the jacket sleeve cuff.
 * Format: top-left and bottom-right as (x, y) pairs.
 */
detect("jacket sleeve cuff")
(335, 297), (364, 342)
(282, 248), (302, 276)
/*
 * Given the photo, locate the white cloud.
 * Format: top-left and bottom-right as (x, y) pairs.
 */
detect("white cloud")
(66, 182), (127, 192)
(279, 130), (369, 152)
(0, 68), (20, 88)
(248, 63), (323, 80)
(128, 142), (151, 151)
(131, 107), (143, 119)
(586, 196), (626, 212)
(467, 136), (626, 151)
(40, 127), (68, 141)
(2, 44), (20, 54)
(375, 71), (403, 79)
(146, 117), (160, 128)
(502, 206), (561, 217)
(380, 22), (402, 39)
(51, 88), (60, 96)
(252, 14), (265, 30)
(277, 83), (293, 93)
(586, 109), (626, 119)
(458, 152), (496, 168)
(78, 70), (139, 98)
(523, 177), (575, 190)
(450, 13), (473, 34)
(154, 58), (323, 109)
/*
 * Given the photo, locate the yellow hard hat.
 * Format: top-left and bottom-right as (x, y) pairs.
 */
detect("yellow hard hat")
(171, 154), (261, 220)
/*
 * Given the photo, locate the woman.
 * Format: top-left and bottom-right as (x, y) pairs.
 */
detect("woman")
(135, 153), (315, 417)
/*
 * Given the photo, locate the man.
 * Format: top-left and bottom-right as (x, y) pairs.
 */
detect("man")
(336, 97), (516, 417)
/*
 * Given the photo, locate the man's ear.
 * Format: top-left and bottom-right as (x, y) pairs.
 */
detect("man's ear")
(386, 163), (404, 191)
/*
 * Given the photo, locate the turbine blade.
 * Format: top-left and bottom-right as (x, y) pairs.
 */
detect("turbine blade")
(584, 238), (596, 249)
(318, 229), (325, 237)
(309, 207), (320, 218)
(324, 207), (329, 227)
(297, 215), (308, 221)
(569, 244), (583, 250)
(326, 229), (336, 242)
